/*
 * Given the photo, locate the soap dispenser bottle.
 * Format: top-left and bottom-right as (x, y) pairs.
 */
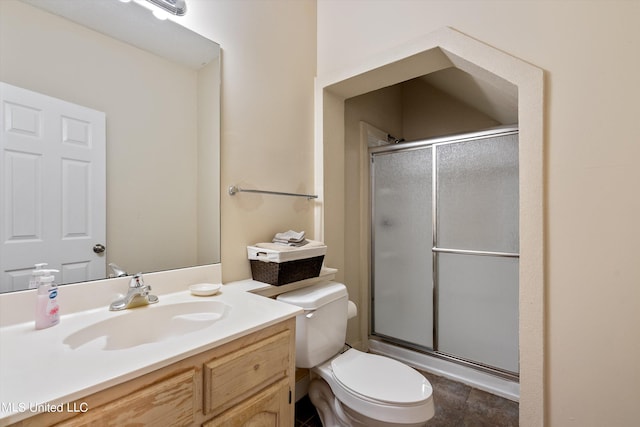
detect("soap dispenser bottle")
(35, 269), (60, 330)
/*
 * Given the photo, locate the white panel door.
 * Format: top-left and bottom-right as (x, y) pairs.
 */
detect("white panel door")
(0, 82), (106, 292)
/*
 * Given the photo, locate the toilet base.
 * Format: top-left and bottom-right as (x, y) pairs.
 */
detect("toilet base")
(308, 379), (430, 427)
(308, 379), (351, 427)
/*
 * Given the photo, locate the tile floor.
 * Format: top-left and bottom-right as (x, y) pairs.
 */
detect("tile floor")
(294, 395), (323, 427)
(294, 371), (519, 427)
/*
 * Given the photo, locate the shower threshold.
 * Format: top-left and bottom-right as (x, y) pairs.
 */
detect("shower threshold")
(369, 338), (520, 402)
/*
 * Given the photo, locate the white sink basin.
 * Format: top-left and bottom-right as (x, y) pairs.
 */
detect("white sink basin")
(63, 300), (229, 350)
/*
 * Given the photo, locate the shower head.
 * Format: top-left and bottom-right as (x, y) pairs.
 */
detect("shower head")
(387, 134), (405, 144)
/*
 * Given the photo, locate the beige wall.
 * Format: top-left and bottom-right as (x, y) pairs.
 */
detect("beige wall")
(178, 0), (317, 282)
(401, 78), (501, 140)
(197, 57), (221, 265)
(318, 1), (640, 426)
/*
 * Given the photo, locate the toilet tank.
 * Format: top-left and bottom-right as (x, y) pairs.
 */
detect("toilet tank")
(277, 281), (348, 368)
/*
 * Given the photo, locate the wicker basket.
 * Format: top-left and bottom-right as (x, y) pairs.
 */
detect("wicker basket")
(250, 255), (324, 286)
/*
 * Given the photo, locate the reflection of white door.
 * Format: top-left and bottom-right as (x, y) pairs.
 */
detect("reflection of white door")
(0, 82), (106, 292)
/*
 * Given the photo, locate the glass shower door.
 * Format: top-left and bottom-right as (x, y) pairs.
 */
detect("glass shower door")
(371, 147), (433, 349)
(435, 134), (519, 373)
(370, 129), (520, 376)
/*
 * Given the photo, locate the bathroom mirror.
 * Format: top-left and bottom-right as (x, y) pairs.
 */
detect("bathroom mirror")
(0, 0), (220, 292)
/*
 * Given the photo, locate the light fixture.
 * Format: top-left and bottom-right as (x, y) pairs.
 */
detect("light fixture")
(144, 0), (187, 16)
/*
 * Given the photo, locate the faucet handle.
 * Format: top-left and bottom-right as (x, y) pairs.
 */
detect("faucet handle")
(129, 273), (144, 288)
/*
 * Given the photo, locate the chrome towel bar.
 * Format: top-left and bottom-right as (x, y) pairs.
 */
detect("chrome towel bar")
(228, 185), (318, 200)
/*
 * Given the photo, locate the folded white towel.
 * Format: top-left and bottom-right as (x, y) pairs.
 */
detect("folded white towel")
(273, 230), (305, 243)
(273, 239), (308, 247)
(256, 240), (324, 252)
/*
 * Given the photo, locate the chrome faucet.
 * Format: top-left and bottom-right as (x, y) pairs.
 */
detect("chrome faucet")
(109, 273), (159, 311)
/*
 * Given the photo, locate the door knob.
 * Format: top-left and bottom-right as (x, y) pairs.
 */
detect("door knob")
(93, 243), (106, 254)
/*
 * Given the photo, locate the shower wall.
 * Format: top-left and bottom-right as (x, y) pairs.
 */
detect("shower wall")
(370, 129), (519, 375)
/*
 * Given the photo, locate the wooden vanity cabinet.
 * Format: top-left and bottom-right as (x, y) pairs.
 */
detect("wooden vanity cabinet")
(10, 318), (295, 427)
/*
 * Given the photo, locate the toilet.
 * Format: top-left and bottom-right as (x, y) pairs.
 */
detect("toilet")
(277, 281), (434, 427)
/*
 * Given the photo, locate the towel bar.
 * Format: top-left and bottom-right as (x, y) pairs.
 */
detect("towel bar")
(228, 185), (318, 200)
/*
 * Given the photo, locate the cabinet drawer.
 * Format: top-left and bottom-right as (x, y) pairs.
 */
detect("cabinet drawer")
(57, 369), (196, 427)
(204, 330), (291, 416)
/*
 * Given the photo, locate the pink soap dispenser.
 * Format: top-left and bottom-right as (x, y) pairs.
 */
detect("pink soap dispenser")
(35, 269), (60, 330)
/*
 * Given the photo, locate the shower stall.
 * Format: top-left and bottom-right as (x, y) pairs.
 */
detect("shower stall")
(369, 127), (519, 385)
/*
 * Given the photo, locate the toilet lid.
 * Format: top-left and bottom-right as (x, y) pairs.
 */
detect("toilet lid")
(331, 350), (432, 405)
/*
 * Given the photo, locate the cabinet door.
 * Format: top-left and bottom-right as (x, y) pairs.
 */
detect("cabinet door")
(204, 378), (290, 427)
(57, 369), (196, 427)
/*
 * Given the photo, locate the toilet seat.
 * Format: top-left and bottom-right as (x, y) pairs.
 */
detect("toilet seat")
(331, 349), (432, 406)
(312, 349), (434, 425)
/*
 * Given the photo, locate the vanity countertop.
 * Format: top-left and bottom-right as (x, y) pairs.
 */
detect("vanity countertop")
(0, 285), (302, 425)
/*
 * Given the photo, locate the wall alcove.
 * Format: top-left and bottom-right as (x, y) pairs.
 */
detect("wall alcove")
(315, 27), (544, 425)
